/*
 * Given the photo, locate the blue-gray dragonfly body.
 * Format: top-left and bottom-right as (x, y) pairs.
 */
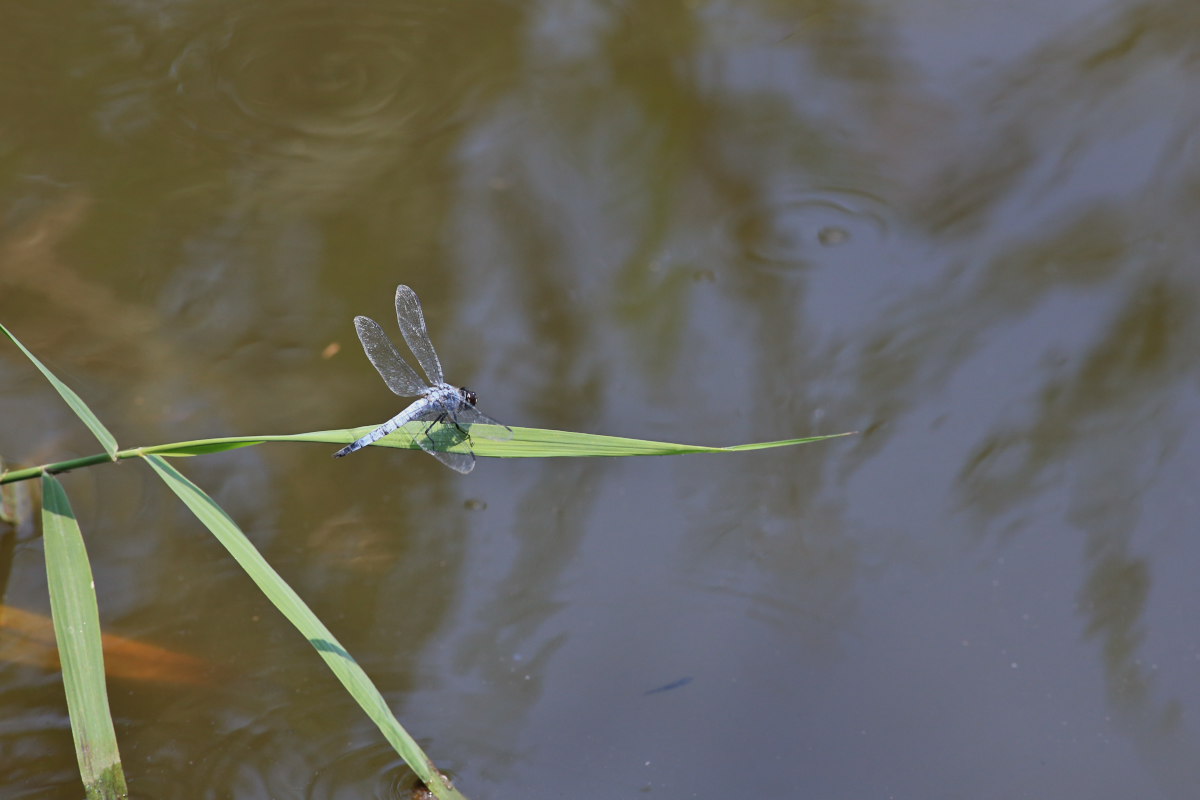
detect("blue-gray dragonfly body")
(333, 285), (511, 473)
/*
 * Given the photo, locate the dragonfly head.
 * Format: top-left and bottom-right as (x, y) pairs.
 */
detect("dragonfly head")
(459, 387), (478, 406)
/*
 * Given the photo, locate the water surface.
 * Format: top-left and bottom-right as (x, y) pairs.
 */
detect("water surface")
(1, 1), (1198, 798)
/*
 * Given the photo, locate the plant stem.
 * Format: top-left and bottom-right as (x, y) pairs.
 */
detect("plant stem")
(1, 451), (121, 483)
(0, 433), (319, 485)
(0, 436), (268, 485)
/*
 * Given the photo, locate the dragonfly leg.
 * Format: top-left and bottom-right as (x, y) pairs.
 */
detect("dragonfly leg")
(417, 412), (464, 450)
(447, 413), (470, 438)
(420, 413), (448, 440)
(421, 411), (471, 439)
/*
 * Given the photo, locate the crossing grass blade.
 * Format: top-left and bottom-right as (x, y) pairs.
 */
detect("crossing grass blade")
(142, 455), (465, 800)
(2, 323), (118, 458)
(42, 474), (128, 799)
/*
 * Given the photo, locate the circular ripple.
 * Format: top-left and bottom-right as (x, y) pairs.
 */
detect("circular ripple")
(168, 2), (437, 145)
(124, 685), (425, 798)
(304, 740), (435, 800)
(733, 188), (891, 268)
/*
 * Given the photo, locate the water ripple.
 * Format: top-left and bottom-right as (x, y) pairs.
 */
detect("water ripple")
(304, 741), (434, 799)
(123, 686), (425, 798)
(733, 187), (891, 269)
(167, 2), (435, 145)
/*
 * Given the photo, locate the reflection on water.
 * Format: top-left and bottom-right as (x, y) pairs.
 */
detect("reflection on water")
(0, 604), (213, 686)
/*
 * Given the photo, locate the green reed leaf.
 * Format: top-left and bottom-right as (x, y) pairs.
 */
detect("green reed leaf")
(142, 455), (465, 800)
(2, 323), (118, 458)
(142, 426), (855, 459)
(42, 474), (128, 799)
(0, 427), (854, 486)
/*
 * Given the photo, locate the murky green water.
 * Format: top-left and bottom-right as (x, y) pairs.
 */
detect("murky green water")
(2, 1), (1199, 797)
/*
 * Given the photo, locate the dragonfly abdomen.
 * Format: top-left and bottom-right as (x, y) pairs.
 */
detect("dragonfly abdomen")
(332, 399), (428, 458)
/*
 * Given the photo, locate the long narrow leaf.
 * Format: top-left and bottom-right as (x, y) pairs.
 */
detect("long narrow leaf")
(42, 474), (127, 799)
(0, 428), (855, 486)
(142, 455), (464, 800)
(138, 426), (856, 459)
(2, 323), (118, 458)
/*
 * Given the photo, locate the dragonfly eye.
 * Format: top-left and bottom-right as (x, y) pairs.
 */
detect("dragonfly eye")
(461, 388), (478, 406)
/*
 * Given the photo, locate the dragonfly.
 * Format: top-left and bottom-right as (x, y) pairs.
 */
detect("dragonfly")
(333, 284), (512, 473)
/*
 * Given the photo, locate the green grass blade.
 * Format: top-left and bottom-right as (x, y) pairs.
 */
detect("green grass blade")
(139, 440), (264, 456)
(142, 455), (465, 800)
(2, 323), (118, 458)
(0, 427), (854, 486)
(41, 475), (128, 799)
(140, 426), (855, 460)
(463, 426), (856, 458)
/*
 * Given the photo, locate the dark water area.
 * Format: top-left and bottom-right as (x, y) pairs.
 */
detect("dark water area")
(2, 1), (1199, 798)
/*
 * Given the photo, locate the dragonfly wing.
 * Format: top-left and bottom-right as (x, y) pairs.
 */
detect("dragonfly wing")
(422, 445), (476, 474)
(395, 285), (445, 386)
(354, 315), (427, 396)
(409, 403), (477, 474)
(453, 403), (514, 441)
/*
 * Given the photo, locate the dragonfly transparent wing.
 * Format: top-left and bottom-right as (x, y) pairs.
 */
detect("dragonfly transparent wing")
(408, 403), (477, 474)
(354, 315), (427, 397)
(452, 403), (514, 441)
(395, 285), (444, 386)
